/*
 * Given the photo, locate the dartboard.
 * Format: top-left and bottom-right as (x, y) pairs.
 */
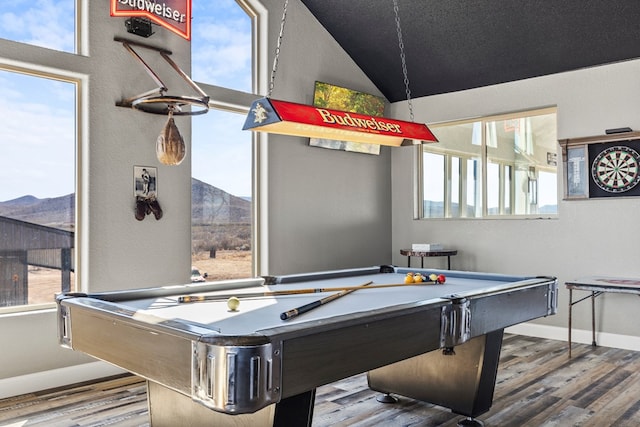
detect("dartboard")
(591, 145), (640, 193)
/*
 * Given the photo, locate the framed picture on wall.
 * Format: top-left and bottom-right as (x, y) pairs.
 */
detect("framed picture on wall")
(309, 81), (386, 155)
(134, 166), (157, 199)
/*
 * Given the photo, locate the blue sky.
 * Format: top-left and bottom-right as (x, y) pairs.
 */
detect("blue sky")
(0, 0), (253, 201)
(191, 0), (252, 198)
(0, 0), (75, 52)
(0, 71), (76, 202)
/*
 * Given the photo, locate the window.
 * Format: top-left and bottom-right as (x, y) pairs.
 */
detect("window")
(190, 0), (255, 280)
(0, 0), (76, 53)
(191, 110), (252, 281)
(0, 69), (76, 308)
(421, 108), (557, 218)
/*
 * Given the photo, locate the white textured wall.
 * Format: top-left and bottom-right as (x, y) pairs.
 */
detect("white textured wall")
(260, 0), (392, 275)
(391, 59), (640, 337)
(85, 9), (193, 293)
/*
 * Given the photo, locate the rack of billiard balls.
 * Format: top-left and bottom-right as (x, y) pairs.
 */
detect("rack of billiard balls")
(405, 272), (446, 284)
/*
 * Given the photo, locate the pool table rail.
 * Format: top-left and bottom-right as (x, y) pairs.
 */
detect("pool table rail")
(54, 268), (558, 420)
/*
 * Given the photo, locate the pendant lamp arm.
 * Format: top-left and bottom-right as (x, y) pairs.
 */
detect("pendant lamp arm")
(393, 0), (414, 122)
(268, 0), (289, 97)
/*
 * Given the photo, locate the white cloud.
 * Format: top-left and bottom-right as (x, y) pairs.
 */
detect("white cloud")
(191, 4), (252, 91)
(0, 0), (74, 52)
(192, 110), (252, 197)
(189, 1), (254, 197)
(0, 71), (74, 201)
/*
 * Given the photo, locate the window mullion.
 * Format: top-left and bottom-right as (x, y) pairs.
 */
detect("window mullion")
(481, 120), (488, 217)
(499, 163), (505, 215)
(460, 158), (468, 218)
(444, 155), (451, 218)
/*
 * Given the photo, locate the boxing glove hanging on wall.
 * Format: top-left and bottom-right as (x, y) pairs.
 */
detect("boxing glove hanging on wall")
(135, 196), (163, 221)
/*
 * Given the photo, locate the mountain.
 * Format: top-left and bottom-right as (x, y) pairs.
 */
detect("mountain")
(0, 179), (250, 229)
(0, 194), (75, 229)
(191, 178), (251, 224)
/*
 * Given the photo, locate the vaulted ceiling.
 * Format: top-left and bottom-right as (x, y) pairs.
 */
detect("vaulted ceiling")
(299, 0), (640, 102)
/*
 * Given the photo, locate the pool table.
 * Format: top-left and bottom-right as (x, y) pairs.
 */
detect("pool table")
(56, 266), (557, 426)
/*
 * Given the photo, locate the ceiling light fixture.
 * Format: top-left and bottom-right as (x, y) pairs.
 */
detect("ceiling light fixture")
(243, 0), (438, 147)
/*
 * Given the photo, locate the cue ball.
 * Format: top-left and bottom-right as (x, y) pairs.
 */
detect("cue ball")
(227, 297), (240, 311)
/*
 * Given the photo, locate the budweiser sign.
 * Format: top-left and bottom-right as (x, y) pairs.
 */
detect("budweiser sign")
(111, 0), (192, 40)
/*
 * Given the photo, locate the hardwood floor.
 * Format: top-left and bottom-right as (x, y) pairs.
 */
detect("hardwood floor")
(1, 335), (639, 426)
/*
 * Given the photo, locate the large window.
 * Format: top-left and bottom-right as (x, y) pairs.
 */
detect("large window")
(0, 69), (76, 309)
(0, 1), (260, 310)
(190, 0), (254, 281)
(422, 108), (557, 218)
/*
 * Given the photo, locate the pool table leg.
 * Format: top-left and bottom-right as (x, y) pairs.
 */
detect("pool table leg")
(568, 288), (573, 358)
(273, 389), (315, 426)
(147, 381), (315, 426)
(367, 329), (504, 420)
(591, 291), (597, 347)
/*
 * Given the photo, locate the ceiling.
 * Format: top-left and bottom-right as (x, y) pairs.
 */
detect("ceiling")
(299, 0), (640, 103)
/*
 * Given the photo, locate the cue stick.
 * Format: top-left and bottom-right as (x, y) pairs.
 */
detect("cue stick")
(177, 281), (433, 303)
(279, 281), (373, 321)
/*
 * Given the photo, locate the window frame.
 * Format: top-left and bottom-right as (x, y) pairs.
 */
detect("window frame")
(418, 107), (558, 220)
(0, 62), (86, 314)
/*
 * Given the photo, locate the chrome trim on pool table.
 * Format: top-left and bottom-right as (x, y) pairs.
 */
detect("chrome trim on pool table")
(192, 340), (282, 413)
(548, 279), (558, 315)
(440, 298), (471, 348)
(58, 303), (72, 348)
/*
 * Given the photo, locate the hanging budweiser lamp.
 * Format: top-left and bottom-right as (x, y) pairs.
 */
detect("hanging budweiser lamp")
(243, 98), (438, 147)
(243, 1), (438, 147)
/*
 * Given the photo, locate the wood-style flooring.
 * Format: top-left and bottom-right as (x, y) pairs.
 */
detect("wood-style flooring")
(1, 334), (639, 426)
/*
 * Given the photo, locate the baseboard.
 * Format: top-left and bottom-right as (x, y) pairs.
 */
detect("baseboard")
(505, 322), (640, 352)
(0, 361), (125, 400)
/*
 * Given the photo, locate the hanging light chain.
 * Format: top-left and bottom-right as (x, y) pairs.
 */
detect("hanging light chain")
(268, 0), (289, 98)
(393, 0), (414, 122)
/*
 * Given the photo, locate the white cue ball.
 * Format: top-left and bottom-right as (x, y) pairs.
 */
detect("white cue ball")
(227, 296), (240, 311)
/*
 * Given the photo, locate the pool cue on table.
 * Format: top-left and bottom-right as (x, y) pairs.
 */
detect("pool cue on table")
(177, 281), (428, 303)
(280, 281), (373, 321)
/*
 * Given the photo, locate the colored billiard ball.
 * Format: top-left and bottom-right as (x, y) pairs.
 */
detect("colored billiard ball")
(227, 296), (240, 311)
(437, 274), (446, 284)
(429, 273), (438, 283)
(404, 273), (414, 284)
(413, 274), (423, 283)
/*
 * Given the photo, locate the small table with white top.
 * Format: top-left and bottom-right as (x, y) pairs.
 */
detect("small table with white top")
(400, 248), (458, 270)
